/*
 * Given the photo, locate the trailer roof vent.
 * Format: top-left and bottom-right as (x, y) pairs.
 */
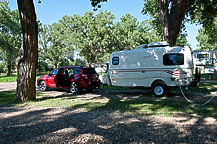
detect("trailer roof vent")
(135, 44), (148, 49)
(135, 41), (170, 49)
(147, 41), (169, 48)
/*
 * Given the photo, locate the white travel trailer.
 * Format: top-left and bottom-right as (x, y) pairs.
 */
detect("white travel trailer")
(192, 50), (216, 66)
(192, 50), (217, 74)
(106, 42), (199, 96)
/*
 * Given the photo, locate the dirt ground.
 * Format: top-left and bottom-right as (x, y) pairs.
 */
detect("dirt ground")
(0, 88), (217, 143)
(0, 82), (17, 92)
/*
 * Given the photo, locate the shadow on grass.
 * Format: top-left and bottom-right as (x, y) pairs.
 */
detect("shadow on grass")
(1, 88), (217, 119)
(0, 90), (19, 106)
(0, 89), (217, 143)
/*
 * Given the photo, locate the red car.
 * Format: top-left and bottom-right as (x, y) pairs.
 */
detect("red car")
(37, 66), (100, 93)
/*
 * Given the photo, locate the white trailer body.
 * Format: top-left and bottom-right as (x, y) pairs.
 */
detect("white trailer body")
(107, 42), (196, 96)
(192, 50), (216, 66)
(192, 50), (217, 74)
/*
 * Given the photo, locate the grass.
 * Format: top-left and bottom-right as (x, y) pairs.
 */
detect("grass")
(169, 82), (217, 95)
(193, 82), (217, 94)
(0, 73), (217, 118)
(0, 86), (216, 119)
(102, 82), (217, 94)
(0, 90), (18, 106)
(0, 72), (48, 82)
(0, 75), (17, 82)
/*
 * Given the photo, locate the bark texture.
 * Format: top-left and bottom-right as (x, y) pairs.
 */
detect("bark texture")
(159, 0), (189, 46)
(16, 0), (38, 101)
(7, 60), (11, 76)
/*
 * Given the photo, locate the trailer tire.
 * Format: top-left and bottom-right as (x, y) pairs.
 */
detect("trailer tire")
(152, 83), (167, 97)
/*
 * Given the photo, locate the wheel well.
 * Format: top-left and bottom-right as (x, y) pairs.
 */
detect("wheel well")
(38, 80), (43, 86)
(70, 81), (79, 87)
(151, 80), (167, 87)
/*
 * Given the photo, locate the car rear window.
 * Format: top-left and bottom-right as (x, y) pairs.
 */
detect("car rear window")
(83, 68), (97, 74)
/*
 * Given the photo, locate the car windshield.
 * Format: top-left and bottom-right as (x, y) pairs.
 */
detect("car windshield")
(50, 68), (59, 75)
(84, 68), (97, 74)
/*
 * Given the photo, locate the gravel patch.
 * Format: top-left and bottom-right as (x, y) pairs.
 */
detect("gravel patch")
(0, 83), (217, 143)
(0, 82), (17, 92)
(0, 105), (217, 144)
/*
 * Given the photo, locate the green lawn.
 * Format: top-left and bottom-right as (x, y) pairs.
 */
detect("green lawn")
(0, 72), (47, 82)
(1, 73), (216, 119)
(0, 74), (17, 82)
(0, 85), (216, 119)
(0, 90), (18, 106)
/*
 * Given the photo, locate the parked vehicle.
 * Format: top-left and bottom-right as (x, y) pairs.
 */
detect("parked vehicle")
(192, 50), (217, 74)
(106, 42), (200, 97)
(37, 66), (100, 93)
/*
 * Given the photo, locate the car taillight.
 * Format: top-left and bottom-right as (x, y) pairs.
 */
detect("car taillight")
(82, 74), (88, 79)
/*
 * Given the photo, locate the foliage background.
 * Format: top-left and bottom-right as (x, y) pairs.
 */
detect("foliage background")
(1, 0), (216, 74)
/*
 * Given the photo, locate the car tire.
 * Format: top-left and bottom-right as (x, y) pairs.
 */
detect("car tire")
(39, 81), (48, 92)
(69, 82), (79, 94)
(87, 88), (93, 92)
(152, 83), (167, 97)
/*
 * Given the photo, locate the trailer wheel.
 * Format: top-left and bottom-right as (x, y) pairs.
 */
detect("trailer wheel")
(152, 83), (167, 97)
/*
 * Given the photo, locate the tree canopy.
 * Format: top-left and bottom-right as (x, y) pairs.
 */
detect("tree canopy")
(143, 0), (217, 46)
(38, 11), (161, 67)
(90, 0), (217, 46)
(63, 11), (114, 66)
(196, 17), (217, 50)
(38, 23), (74, 68)
(0, 0), (21, 75)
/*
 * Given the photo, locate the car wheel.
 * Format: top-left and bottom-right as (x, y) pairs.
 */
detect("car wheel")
(87, 88), (93, 92)
(39, 81), (47, 92)
(69, 82), (79, 94)
(152, 83), (167, 97)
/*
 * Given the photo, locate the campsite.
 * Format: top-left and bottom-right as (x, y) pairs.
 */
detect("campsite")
(0, 0), (216, 143)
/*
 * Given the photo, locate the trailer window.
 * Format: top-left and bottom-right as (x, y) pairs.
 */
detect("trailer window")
(197, 54), (209, 59)
(112, 57), (119, 65)
(163, 54), (184, 65)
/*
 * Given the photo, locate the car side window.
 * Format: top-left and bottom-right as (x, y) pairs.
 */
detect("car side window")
(50, 68), (59, 76)
(68, 69), (74, 75)
(73, 68), (81, 74)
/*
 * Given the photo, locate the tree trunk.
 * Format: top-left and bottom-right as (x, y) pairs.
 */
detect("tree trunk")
(159, 0), (170, 42)
(159, 0), (189, 46)
(7, 60), (11, 76)
(169, 0), (189, 46)
(16, 0), (38, 101)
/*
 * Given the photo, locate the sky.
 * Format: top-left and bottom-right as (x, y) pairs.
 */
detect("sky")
(8, 0), (201, 50)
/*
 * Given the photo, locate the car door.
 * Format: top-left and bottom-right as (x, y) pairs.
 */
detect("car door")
(47, 68), (59, 88)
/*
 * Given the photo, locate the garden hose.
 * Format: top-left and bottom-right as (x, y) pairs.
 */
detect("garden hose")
(177, 80), (216, 106)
